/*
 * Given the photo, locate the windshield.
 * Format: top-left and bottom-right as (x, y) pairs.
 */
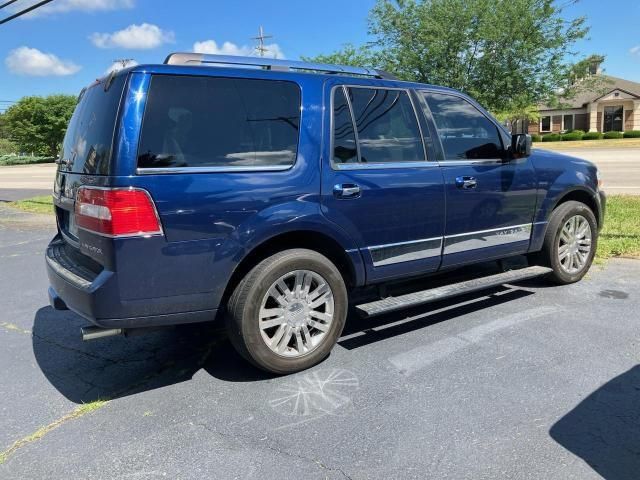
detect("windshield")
(59, 74), (126, 175)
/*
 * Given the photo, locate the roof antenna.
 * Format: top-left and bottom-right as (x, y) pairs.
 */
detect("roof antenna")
(252, 26), (273, 57)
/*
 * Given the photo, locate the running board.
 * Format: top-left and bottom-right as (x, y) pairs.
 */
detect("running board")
(355, 266), (552, 318)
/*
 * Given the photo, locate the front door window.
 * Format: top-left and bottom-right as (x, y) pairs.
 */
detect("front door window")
(603, 105), (623, 132)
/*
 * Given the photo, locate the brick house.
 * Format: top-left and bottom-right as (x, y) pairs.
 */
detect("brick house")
(528, 75), (640, 135)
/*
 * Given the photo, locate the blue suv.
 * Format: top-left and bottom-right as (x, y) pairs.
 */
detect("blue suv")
(47, 53), (605, 373)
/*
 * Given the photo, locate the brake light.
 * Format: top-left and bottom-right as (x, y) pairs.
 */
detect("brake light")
(75, 187), (163, 237)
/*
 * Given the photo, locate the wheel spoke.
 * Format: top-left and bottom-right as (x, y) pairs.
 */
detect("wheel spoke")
(260, 317), (285, 330)
(294, 330), (304, 353)
(308, 319), (329, 332)
(309, 310), (332, 323)
(276, 326), (294, 353)
(276, 279), (294, 302)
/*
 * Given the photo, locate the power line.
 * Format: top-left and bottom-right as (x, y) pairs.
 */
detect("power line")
(0, 0), (55, 25)
(0, 0), (19, 10)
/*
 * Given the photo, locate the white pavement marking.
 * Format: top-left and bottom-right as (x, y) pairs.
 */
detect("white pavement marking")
(388, 305), (559, 375)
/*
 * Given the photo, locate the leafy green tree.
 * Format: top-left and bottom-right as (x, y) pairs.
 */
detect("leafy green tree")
(306, 0), (598, 114)
(4, 95), (77, 157)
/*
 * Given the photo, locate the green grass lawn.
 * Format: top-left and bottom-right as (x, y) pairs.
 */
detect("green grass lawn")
(597, 195), (640, 260)
(7, 194), (640, 261)
(8, 195), (54, 215)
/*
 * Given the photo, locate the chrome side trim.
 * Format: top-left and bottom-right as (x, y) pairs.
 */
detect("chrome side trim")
(335, 161), (437, 170)
(362, 223), (534, 267)
(437, 159), (503, 166)
(369, 237), (442, 267)
(136, 165), (292, 175)
(444, 223), (532, 254)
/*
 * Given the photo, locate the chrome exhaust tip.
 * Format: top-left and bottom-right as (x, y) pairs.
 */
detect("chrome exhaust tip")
(81, 326), (123, 341)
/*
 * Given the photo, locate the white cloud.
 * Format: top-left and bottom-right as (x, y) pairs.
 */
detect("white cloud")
(5, 46), (81, 76)
(193, 39), (285, 59)
(11, 0), (134, 17)
(104, 59), (139, 74)
(90, 23), (174, 49)
(630, 45), (640, 57)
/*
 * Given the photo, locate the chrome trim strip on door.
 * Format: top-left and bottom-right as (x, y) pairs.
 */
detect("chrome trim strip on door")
(363, 223), (534, 267)
(368, 237), (442, 267)
(443, 223), (532, 255)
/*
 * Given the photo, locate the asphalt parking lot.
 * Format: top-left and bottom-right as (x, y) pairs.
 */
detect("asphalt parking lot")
(1, 213), (639, 480)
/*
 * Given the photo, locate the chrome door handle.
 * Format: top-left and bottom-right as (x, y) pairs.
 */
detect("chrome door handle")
(455, 176), (477, 189)
(333, 183), (361, 199)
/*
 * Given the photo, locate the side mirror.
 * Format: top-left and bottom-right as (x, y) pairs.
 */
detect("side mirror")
(510, 133), (531, 159)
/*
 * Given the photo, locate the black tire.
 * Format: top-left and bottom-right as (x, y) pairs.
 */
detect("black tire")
(226, 248), (348, 374)
(534, 200), (598, 284)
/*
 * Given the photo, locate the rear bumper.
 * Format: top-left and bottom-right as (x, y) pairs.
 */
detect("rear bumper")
(46, 235), (217, 329)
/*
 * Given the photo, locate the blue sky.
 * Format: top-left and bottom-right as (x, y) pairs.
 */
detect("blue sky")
(1, 0), (639, 110)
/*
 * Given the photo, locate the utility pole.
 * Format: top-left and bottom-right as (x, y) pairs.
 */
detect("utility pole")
(252, 26), (272, 57)
(114, 58), (134, 68)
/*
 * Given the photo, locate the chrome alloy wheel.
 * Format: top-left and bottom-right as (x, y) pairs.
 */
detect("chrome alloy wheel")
(558, 214), (592, 274)
(258, 270), (335, 358)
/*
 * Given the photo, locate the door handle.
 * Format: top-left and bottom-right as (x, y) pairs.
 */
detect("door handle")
(455, 176), (477, 189)
(333, 183), (361, 199)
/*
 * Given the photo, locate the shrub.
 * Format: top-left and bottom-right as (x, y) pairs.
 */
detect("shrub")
(582, 132), (603, 140)
(603, 131), (624, 139)
(566, 129), (585, 136)
(0, 155), (55, 166)
(561, 132), (582, 141)
(531, 134), (542, 142)
(0, 138), (17, 155)
(623, 130), (640, 138)
(541, 133), (561, 142)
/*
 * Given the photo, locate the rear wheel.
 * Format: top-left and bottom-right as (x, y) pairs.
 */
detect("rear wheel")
(535, 201), (598, 284)
(226, 249), (348, 374)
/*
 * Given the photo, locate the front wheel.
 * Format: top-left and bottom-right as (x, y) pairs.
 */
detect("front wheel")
(535, 200), (598, 284)
(226, 249), (348, 374)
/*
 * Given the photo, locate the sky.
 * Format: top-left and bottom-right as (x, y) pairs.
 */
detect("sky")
(0, 0), (639, 110)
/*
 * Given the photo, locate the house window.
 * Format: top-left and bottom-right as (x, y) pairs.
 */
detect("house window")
(540, 116), (551, 132)
(603, 105), (624, 132)
(563, 114), (574, 132)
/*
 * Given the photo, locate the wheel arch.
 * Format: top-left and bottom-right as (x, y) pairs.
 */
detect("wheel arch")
(218, 229), (364, 318)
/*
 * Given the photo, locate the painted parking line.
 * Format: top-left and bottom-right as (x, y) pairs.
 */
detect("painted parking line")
(389, 305), (559, 376)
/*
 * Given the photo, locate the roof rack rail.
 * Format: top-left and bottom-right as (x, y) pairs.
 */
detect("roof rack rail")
(163, 53), (398, 80)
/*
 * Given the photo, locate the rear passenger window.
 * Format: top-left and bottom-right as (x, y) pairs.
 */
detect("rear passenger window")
(332, 87), (358, 163)
(331, 86), (425, 165)
(137, 75), (300, 169)
(423, 92), (503, 160)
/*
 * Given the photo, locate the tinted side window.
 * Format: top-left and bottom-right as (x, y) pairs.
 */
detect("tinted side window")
(344, 87), (424, 164)
(138, 75), (300, 169)
(332, 87), (358, 163)
(423, 92), (503, 160)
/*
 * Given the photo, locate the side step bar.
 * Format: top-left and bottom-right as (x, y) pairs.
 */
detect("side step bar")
(355, 266), (552, 318)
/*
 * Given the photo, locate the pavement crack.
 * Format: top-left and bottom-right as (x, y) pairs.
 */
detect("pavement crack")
(0, 400), (109, 465)
(193, 422), (352, 479)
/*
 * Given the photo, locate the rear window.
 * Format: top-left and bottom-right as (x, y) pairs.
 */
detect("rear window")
(137, 75), (301, 170)
(60, 74), (126, 175)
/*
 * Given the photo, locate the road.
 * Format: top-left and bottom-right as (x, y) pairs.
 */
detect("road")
(0, 148), (638, 201)
(1, 213), (639, 479)
(0, 164), (56, 201)
(536, 146), (640, 195)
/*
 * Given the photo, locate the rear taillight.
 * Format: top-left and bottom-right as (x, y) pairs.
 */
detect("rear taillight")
(75, 187), (163, 238)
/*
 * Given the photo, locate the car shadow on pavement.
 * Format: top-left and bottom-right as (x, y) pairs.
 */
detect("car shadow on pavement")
(33, 283), (537, 403)
(550, 365), (640, 480)
(32, 306), (274, 404)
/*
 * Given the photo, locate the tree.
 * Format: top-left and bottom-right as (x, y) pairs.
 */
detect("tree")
(305, 0), (597, 115)
(4, 95), (77, 157)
